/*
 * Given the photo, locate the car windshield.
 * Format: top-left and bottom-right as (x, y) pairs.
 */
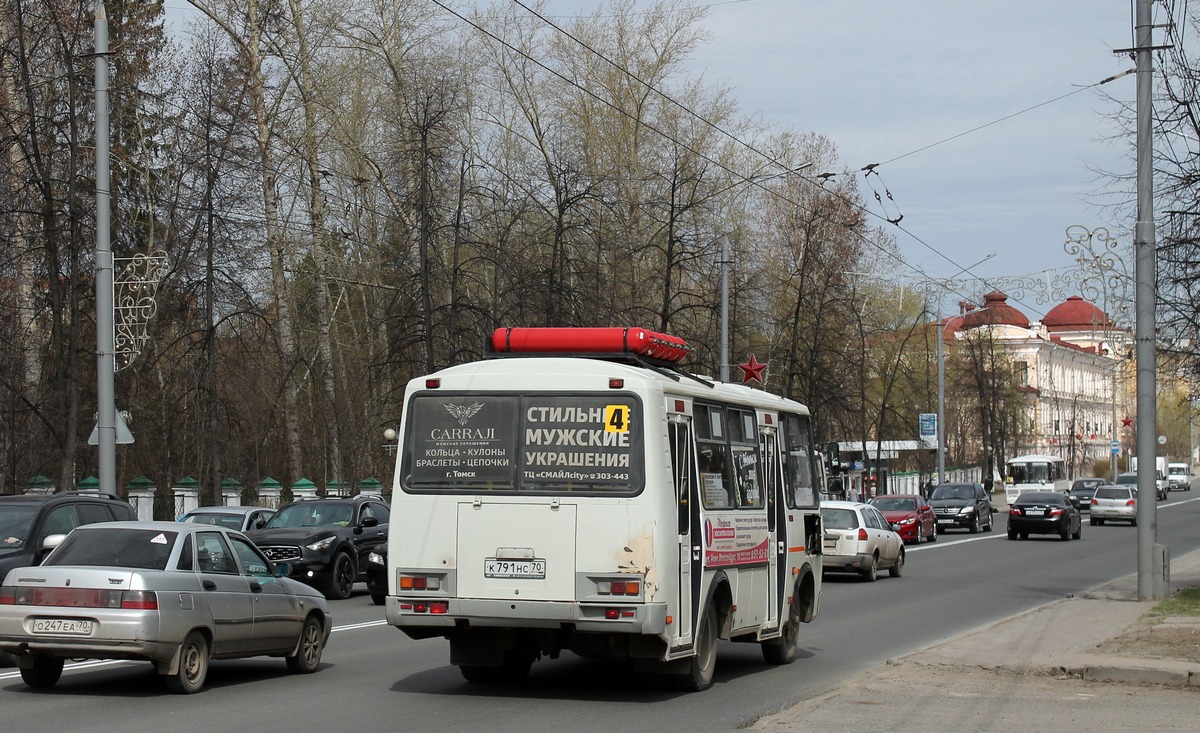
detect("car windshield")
(44, 528), (178, 570)
(931, 485), (973, 500)
(1015, 492), (1062, 505)
(870, 497), (916, 512)
(265, 502), (354, 529)
(1116, 474), (1137, 484)
(0, 504), (38, 550)
(1095, 487), (1133, 499)
(820, 508), (860, 530)
(1170, 466), (1188, 475)
(182, 512), (243, 529)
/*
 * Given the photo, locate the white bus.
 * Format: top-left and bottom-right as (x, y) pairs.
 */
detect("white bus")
(385, 327), (824, 691)
(1003, 454), (1069, 504)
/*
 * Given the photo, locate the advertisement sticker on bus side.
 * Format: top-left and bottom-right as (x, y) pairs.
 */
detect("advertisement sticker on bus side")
(702, 514), (770, 567)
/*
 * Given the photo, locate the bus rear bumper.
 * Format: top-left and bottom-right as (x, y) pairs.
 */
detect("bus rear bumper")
(387, 596), (669, 635)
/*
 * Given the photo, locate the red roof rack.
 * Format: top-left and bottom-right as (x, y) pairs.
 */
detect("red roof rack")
(489, 327), (692, 364)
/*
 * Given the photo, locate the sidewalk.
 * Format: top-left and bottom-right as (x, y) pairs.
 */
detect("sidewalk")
(754, 548), (1200, 732)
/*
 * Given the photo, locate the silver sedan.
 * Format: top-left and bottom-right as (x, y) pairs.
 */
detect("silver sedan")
(0, 521), (331, 693)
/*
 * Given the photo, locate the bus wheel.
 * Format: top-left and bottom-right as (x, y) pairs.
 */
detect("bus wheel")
(761, 594), (801, 665)
(676, 605), (718, 691)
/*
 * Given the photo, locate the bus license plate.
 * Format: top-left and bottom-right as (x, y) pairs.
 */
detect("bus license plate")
(485, 559), (546, 579)
(32, 618), (93, 635)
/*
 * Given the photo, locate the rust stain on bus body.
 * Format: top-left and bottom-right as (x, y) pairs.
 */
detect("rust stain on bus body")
(617, 532), (658, 601)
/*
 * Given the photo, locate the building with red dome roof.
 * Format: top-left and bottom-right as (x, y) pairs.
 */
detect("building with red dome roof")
(943, 291), (1131, 477)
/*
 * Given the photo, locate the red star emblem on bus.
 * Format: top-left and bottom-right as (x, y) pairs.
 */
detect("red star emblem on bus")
(738, 355), (767, 384)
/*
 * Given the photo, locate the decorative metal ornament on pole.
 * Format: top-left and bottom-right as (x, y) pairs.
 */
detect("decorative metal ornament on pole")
(114, 251), (169, 370)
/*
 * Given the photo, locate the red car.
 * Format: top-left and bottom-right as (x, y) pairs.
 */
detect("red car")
(868, 494), (937, 545)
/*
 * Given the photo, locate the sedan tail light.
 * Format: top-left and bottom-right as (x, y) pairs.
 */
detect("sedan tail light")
(0, 586), (156, 609)
(857, 528), (868, 541)
(1126, 499), (1136, 507)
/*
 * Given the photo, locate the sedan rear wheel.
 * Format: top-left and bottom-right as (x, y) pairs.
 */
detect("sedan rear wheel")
(20, 655), (64, 689)
(165, 631), (209, 694)
(286, 614), (325, 673)
(888, 550), (904, 578)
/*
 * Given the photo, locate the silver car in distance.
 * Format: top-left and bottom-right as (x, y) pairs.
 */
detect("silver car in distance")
(0, 521), (332, 693)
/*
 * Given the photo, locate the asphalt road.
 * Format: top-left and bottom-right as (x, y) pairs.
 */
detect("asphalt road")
(4, 488), (1200, 733)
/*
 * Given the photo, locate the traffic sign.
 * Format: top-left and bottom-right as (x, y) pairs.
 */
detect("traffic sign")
(1111, 439), (1120, 454)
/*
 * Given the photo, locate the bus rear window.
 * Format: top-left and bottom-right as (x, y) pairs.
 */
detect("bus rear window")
(401, 393), (644, 495)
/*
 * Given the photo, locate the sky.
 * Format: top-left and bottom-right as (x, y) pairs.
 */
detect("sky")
(165, 1), (1146, 319)
(538, 0), (1142, 319)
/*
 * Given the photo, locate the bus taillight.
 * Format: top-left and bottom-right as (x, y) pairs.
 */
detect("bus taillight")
(399, 574), (441, 591)
(597, 579), (641, 596)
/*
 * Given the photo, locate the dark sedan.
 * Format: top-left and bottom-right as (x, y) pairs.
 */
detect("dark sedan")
(1007, 491), (1081, 541)
(1068, 478), (1105, 512)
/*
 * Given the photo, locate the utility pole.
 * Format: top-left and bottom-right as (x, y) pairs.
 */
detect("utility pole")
(936, 311), (945, 484)
(1132, 0), (1161, 600)
(94, 1), (117, 496)
(719, 235), (730, 382)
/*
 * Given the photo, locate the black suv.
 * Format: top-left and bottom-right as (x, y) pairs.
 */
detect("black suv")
(247, 495), (389, 600)
(927, 482), (994, 534)
(0, 491), (137, 581)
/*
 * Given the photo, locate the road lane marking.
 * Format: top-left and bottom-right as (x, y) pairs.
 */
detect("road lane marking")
(0, 618), (390, 680)
(909, 494), (1200, 552)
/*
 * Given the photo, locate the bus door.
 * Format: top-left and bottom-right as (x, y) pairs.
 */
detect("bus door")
(668, 415), (697, 648)
(760, 426), (783, 630)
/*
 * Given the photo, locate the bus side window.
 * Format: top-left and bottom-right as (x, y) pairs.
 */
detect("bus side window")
(698, 444), (733, 508)
(783, 414), (818, 508)
(668, 420), (693, 534)
(696, 404), (734, 509)
(729, 408), (761, 508)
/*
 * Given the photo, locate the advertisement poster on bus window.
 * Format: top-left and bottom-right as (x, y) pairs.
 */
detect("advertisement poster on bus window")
(404, 393), (642, 491)
(702, 513), (769, 567)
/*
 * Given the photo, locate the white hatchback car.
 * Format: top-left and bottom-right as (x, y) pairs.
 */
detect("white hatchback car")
(820, 500), (905, 581)
(1090, 485), (1137, 525)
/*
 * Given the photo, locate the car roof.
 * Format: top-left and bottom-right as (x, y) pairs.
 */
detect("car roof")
(73, 520), (239, 535)
(1014, 491), (1067, 502)
(0, 491), (129, 505)
(870, 493), (922, 500)
(821, 500), (870, 510)
(183, 506), (264, 515)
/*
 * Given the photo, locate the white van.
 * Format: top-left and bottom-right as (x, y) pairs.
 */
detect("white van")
(1167, 462), (1192, 492)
